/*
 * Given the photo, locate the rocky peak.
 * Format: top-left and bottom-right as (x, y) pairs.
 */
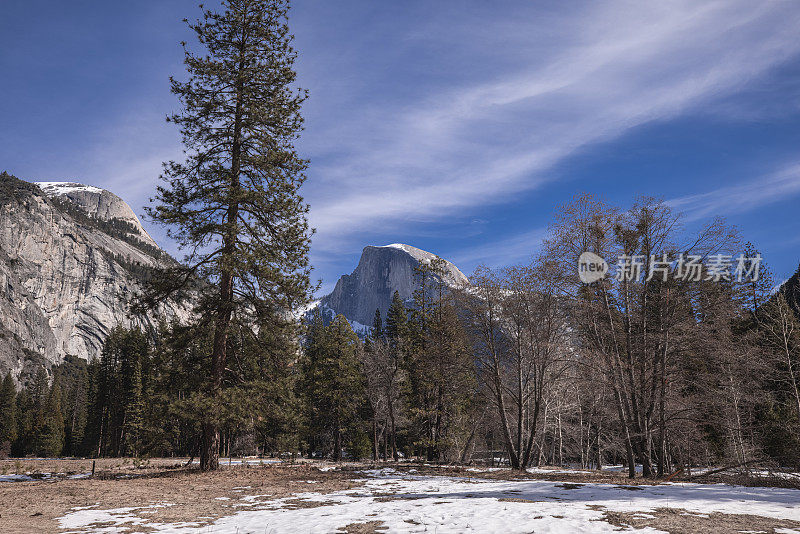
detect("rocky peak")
(35, 181), (157, 248)
(316, 243), (468, 330)
(0, 173), (189, 384)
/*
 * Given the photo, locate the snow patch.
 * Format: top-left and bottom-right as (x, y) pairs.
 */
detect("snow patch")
(55, 470), (800, 533)
(35, 181), (105, 196)
(381, 243), (414, 253)
(375, 243), (469, 287)
(0, 474), (35, 482)
(349, 319), (371, 335)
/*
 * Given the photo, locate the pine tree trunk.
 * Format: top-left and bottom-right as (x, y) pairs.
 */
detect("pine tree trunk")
(200, 422), (220, 471)
(200, 25), (246, 472)
(203, 266), (234, 471)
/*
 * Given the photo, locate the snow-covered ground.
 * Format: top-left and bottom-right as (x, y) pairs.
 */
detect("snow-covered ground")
(57, 466), (800, 533)
(0, 471), (91, 482)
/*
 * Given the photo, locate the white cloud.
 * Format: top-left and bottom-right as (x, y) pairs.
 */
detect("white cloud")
(305, 0), (800, 254)
(453, 160), (800, 277)
(449, 228), (547, 273)
(31, 1), (800, 285)
(668, 162), (800, 221)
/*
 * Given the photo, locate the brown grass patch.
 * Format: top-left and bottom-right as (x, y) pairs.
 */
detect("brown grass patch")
(281, 498), (340, 509)
(373, 494), (426, 502)
(498, 497), (546, 503)
(339, 520), (388, 533)
(600, 506), (800, 533)
(0, 461), (359, 533)
(555, 482), (584, 490)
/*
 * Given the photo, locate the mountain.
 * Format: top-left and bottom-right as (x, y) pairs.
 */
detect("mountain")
(0, 173), (189, 384)
(313, 244), (469, 333)
(36, 181), (159, 250)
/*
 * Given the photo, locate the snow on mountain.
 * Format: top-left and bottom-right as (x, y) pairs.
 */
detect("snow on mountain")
(309, 244), (469, 332)
(376, 243), (469, 287)
(0, 175), (189, 384)
(35, 181), (158, 249)
(35, 181), (105, 196)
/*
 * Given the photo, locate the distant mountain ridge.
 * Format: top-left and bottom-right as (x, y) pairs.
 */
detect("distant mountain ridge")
(312, 243), (469, 333)
(0, 173), (189, 384)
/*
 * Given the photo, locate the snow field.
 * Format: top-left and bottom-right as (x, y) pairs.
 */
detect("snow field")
(57, 467), (800, 533)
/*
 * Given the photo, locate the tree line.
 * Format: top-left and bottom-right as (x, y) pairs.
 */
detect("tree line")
(4, 196), (799, 478)
(2, 0), (799, 476)
(457, 195), (800, 475)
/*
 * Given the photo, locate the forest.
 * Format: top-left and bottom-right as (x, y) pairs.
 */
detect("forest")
(3, 194), (800, 478)
(1, 0), (799, 478)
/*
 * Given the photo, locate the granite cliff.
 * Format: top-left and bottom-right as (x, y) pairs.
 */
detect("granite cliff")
(0, 173), (189, 383)
(315, 243), (469, 332)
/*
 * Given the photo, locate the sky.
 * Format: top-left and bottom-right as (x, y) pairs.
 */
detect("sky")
(2, 0), (800, 294)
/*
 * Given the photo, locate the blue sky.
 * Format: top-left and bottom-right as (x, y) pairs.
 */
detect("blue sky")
(2, 1), (800, 294)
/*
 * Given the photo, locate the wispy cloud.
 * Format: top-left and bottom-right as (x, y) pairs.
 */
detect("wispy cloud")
(456, 161), (800, 277)
(669, 162), (800, 221)
(449, 228), (547, 273)
(14, 1), (800, 287)
(305, 0), (800, 255)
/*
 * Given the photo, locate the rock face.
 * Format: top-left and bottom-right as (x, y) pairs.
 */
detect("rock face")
(36, 182), (159, 248)
(317, 244), (468, 330)
(0, 173), (189, 384)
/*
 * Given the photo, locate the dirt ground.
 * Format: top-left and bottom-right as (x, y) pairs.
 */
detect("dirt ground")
(1, 459), (799, 533)
(598, 506), (800, 534)
(0, 460), (359, 533)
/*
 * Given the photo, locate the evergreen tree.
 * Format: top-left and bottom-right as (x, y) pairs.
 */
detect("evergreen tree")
(34, 381), (65, 457)
(144, 0), (313, 471)
(145, 321), (212, 459)
(405, 259), (474, 461)
(12, 389), (32, 457)
(383, 291), (409, 459)
(89, 327), (149, 457)
(251, 336), (304, 455)
(386, 291), (407, 347)
(30, 368), (49, 408)
(0, 372), (16, 456)
(50, 355), (89, 457)
(121, 351), (144, 456)
(372, 309), (384, 340)
(303, 314), (366, 460)
(64, 366), (88, 457)
(83, 358), (103, 457)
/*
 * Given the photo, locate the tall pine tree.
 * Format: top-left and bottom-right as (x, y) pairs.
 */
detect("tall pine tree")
(34, 381), (65, 458)
(386, 291), (407, 347)
(384, 291), (408, 459)
(0, 372), (16, 456)
(145, 0), (313, 470)
(303, 314), (366, 460)
(121, 350), (145, 457)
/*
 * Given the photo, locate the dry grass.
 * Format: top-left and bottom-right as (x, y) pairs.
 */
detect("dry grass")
(600, 506), (800, 534)
(1, 459), (799, 533)
(0, 461), (359, 533)
(339, 520), (388, 533)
